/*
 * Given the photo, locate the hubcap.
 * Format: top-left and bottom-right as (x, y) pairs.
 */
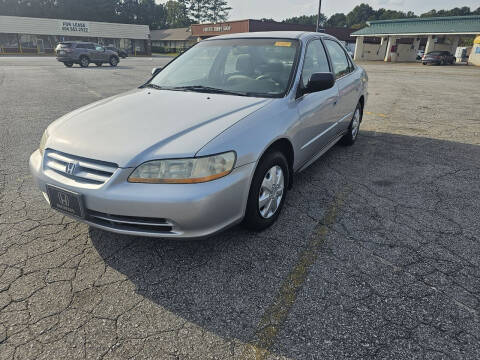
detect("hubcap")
(351, 108), (360, 139)
(258, 165), (285, 219)
(81, 58), (88, 66)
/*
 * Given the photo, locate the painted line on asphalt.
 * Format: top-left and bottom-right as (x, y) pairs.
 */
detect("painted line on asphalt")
(365, 111), (388, 118)
(242, 187), (351, 360)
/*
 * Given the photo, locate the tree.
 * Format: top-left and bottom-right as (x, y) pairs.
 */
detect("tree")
(346, 3), (376, 27)
(188, 0), (207, 23)
(165, 0), (191, 27)
(283, 14), (326, 26)
(326, 13), (347, 27)
(205, 0), (231, 23)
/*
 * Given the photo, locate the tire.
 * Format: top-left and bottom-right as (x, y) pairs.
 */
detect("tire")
(95, 62), (102, 67)
(64, 62), (73, 67)
(243, 151), (289, 231)
(109, 56), (119, 67)
(79, 56), (89, 68)
(340, 102), (362, 146)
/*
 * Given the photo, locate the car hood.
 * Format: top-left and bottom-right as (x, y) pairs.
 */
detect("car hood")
(47, 88), (271, 168)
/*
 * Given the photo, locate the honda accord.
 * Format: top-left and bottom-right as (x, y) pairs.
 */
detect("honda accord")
(30, 32), (368, 238)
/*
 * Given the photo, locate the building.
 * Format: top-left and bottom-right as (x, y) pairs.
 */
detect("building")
(0, 15), (151, 55)
(190, 19), (356, 51)
(352, 15), (480, 63)
(469, 35), (480, 66)
(150, 27), (197, 53)
(191, 19), (316, 39)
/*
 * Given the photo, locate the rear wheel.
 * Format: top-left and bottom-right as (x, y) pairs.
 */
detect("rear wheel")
(64, 62), (73, 67)
(79, 56), (89, 68)
(340, 102), (362, 146)
(109, 56), (118, 67)
(243, 151), (289, 231)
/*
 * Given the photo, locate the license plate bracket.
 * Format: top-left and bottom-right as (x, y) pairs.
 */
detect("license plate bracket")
(46, 185), (85, 218)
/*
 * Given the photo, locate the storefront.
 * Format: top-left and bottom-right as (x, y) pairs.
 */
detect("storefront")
(151, 27), (197, 53)
(352, 15), (480, 63)
(191, 19), (316, 40)
(0, 15), (151, 55)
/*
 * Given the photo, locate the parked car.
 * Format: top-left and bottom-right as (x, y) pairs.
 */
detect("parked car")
(422, 51), (455, 65)
(31, 32), (368, 238)
(55, 42), (120, 67)
(105, 46), (128, 58)
(416, 50), (425, 60)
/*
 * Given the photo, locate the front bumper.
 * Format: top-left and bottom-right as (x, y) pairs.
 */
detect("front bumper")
(29, 150), (255, 239)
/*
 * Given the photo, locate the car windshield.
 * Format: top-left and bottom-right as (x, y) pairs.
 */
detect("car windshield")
(149, 38), (300, 98)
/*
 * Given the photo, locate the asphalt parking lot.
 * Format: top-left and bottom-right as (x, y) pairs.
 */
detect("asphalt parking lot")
(1, 57), (480, 360)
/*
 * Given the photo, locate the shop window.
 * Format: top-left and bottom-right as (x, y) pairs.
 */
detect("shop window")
(0, 34), (19, 53)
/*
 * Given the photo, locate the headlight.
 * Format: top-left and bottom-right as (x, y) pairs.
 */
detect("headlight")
(39, 130), (49, 155)
(128, 152), (236, 184)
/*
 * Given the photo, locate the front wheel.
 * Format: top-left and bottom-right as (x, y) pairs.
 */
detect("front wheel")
(243, 151), (289, 231)
(79, 56), (89, 68)
(95, 62), (102, 67)
(340, 103), (362, 146)
(109, 56), (119, 67)
(64, 62), (73, 67)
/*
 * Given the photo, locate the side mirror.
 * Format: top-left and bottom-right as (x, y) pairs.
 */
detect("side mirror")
(303, 72), (336, 95)
(151, 67), (162, 76)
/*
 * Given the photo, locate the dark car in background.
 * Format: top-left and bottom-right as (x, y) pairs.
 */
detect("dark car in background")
(422, 51), (456, 65)
(105, 46), (128, 58)
(55, 42), (120, 67)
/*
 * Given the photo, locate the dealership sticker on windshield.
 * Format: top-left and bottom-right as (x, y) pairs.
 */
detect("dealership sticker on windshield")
(275, 41), (292, 47)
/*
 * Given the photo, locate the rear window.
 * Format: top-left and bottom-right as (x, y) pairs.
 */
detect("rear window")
(56, 43), (72, 50)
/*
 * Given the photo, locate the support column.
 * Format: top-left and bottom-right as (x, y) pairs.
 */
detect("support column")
(425, 35), (435, 54)
(450, 36), (460, 55)
(384, 36), (396, 62)
(412, 38), (421, 61)
(354, 36), (364, 61)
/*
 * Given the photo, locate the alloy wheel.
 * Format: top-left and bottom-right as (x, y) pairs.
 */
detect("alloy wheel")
(258, 165), (285, 219)
(351, 108), (361, 139)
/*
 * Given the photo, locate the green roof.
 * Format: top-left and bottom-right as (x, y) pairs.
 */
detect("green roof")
(352, 15), (480, 36)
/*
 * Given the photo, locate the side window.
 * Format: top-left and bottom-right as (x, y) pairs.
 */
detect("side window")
(301, 39), (330, 85)
(324, 40), (351, 79)
(86, 44), (95, 50)
(95, 45), (104, 51)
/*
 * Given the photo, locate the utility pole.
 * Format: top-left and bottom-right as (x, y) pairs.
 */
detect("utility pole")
(316, 0), (324, 32)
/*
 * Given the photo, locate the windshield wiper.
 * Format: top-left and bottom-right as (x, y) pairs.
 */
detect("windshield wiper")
(171, 86), (250, 97)
(144, 83), (167, 90)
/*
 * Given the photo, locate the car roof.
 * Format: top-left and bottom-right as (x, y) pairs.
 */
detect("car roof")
(204, 31), (339, 42)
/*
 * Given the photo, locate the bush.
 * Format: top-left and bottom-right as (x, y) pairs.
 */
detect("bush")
(151, 46), (165, 53)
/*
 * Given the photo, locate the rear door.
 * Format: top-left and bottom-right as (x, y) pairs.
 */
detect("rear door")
(324, 39), (360, 132)
(295, 38), (340, 166)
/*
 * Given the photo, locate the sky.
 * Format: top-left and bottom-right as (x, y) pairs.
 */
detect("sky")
(156, 0), (480, 21)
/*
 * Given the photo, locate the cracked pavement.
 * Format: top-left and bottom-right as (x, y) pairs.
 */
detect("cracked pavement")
(0, 57), (479, 359)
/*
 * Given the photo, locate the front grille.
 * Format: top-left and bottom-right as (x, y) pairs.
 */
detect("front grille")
(87, 210), (175, 233)
(45, 150), (118, 185)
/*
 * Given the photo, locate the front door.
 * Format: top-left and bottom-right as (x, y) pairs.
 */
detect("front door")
(324, 39), (360, 132)
(295, 39), (339, 167)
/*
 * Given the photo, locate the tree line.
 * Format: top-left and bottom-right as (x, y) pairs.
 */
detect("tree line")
(283, 4), (480, 29)
(0, 0), (231, 29)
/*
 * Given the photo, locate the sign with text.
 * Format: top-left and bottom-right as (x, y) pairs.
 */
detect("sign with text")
(58, 20), (89, 34)
(202, 25), (231, 33)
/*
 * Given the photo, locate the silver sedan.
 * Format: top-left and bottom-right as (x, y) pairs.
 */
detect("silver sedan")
(30, 32), (368, 239)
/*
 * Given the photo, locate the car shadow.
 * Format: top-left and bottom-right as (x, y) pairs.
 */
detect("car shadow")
(73, 65), (134, 70)
(89, 130), (480, 358)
